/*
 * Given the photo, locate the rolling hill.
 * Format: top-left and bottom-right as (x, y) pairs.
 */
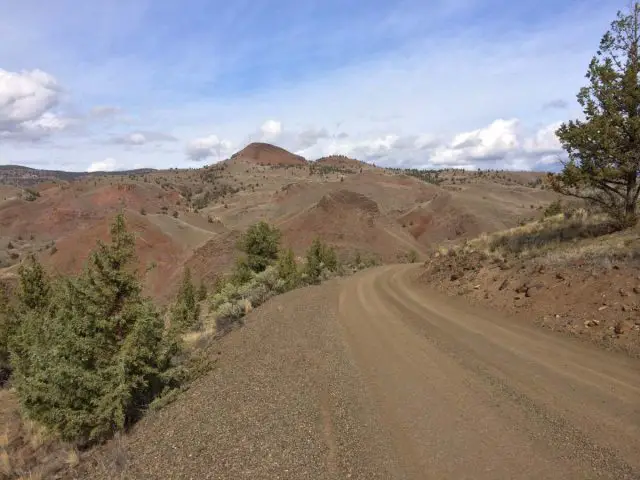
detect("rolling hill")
(0, 143), (557, 300)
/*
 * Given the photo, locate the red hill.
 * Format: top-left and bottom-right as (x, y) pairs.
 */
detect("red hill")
(231, 143), (307, 166)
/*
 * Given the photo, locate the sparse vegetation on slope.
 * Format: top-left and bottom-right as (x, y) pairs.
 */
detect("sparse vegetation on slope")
(424, 202), (640, 355)
(203, 224), (345, 336)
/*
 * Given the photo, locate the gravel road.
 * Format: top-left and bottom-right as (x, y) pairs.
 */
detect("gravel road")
(86, 265), (640, 479)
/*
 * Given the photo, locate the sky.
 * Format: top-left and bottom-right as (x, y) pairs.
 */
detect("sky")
(0, 0), (626, 172)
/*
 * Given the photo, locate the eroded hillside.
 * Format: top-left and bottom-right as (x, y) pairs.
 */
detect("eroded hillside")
(0, 143), (556, 299)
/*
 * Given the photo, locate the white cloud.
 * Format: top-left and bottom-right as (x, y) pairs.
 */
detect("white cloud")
(293, 118), (564, 170)
(523, 121), (563, 154)
(0, 68), (69, 140)
(109, 131), (177, 146)
(259, 119), (282, 139)
(186, 134), (233, 161)
(87, 157), (117, 172)
(431, 119), (520, 166)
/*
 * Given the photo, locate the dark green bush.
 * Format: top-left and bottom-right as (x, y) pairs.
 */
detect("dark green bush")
(237, 221), (282, 273)
(10, 215), (177, 444)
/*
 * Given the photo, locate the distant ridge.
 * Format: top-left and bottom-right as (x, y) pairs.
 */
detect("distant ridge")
(0, 165), (157, 186)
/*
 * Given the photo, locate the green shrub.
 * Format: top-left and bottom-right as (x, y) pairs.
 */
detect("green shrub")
(23, 188), (40, 202)
(305, 238), (338, 284)
(231, 256), (254, 285)
(543, 200), (563, 218)
(237, 221), (281, 272)
(10, 215), (177, 444)
(170, 267), (200, 331)
(276, 248), (300, 290)
(397, 249), (419, 263)
(197, 282), (207, 301)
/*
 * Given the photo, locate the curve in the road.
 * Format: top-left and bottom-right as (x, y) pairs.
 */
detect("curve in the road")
(338, 264), (640, 480)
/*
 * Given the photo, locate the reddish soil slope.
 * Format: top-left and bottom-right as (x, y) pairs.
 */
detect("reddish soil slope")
(281, 189), (423, 261)
(231, 142), (307, 166)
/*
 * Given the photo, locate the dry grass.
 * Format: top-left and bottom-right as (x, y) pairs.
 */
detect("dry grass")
(1, 450), (10, 477)
(86, 433), (129, 479)
(435, 210), (639, 266)
(65, 448), (80, 468)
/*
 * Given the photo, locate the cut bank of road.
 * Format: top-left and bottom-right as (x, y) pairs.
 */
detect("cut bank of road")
(102, 265), (640, 480)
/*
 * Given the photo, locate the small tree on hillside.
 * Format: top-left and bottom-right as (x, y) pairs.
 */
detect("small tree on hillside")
(305, 238), (338, 284)
(237, 221), (282, 272)
(553, 3), (640, 227)
(170, 267), (200, 331)
(10, 214), (174, 444)
(276, 248), (300, 290)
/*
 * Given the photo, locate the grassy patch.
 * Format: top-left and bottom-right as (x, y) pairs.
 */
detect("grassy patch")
(437, 210), (638, 266)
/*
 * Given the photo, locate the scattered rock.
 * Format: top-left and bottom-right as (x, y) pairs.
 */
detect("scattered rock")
(555, 272), (566, 281)
(584, 319), (600, 328)
(473, 284), (481, 290)
(633, 286), (640, 294)
(619, 288), (629, 297)
(622, 304), (631, 312)
(498, 279), (509, 291)
(598, 306), (609, 311)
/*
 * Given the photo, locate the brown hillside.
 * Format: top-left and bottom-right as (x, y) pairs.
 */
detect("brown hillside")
(281, 189), (423, 262)
(1, 151), (558, 300)
(231, 142), (307, 166)
(315, 155), (374, 170)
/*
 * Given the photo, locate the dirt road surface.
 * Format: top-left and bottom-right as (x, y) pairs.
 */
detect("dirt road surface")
(93, 265), (640, 479)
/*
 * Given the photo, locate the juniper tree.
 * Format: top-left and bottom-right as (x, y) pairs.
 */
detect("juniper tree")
(11, 214), (173, 444)
(17, 254), (50, 312)
(305, 238), (338, 284)
(170, 267), (200, 331)
(554, 3), (640, 227)
(276, 248), (300, 290)
(237, 221), (282, 272)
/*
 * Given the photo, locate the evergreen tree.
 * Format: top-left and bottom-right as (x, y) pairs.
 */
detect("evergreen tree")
(305, 238), (338, 284)
(17, 254), (50, 312)
(553, 3), (640, 227)
(237, 221), (282, 272)
(11, 214), (173, 444)
(276, 248), (300, 290)
(197, 282), (208, 301)
(170, 267), (200, 331)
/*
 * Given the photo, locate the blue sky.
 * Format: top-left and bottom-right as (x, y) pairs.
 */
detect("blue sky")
(0, 0), (625, 171)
